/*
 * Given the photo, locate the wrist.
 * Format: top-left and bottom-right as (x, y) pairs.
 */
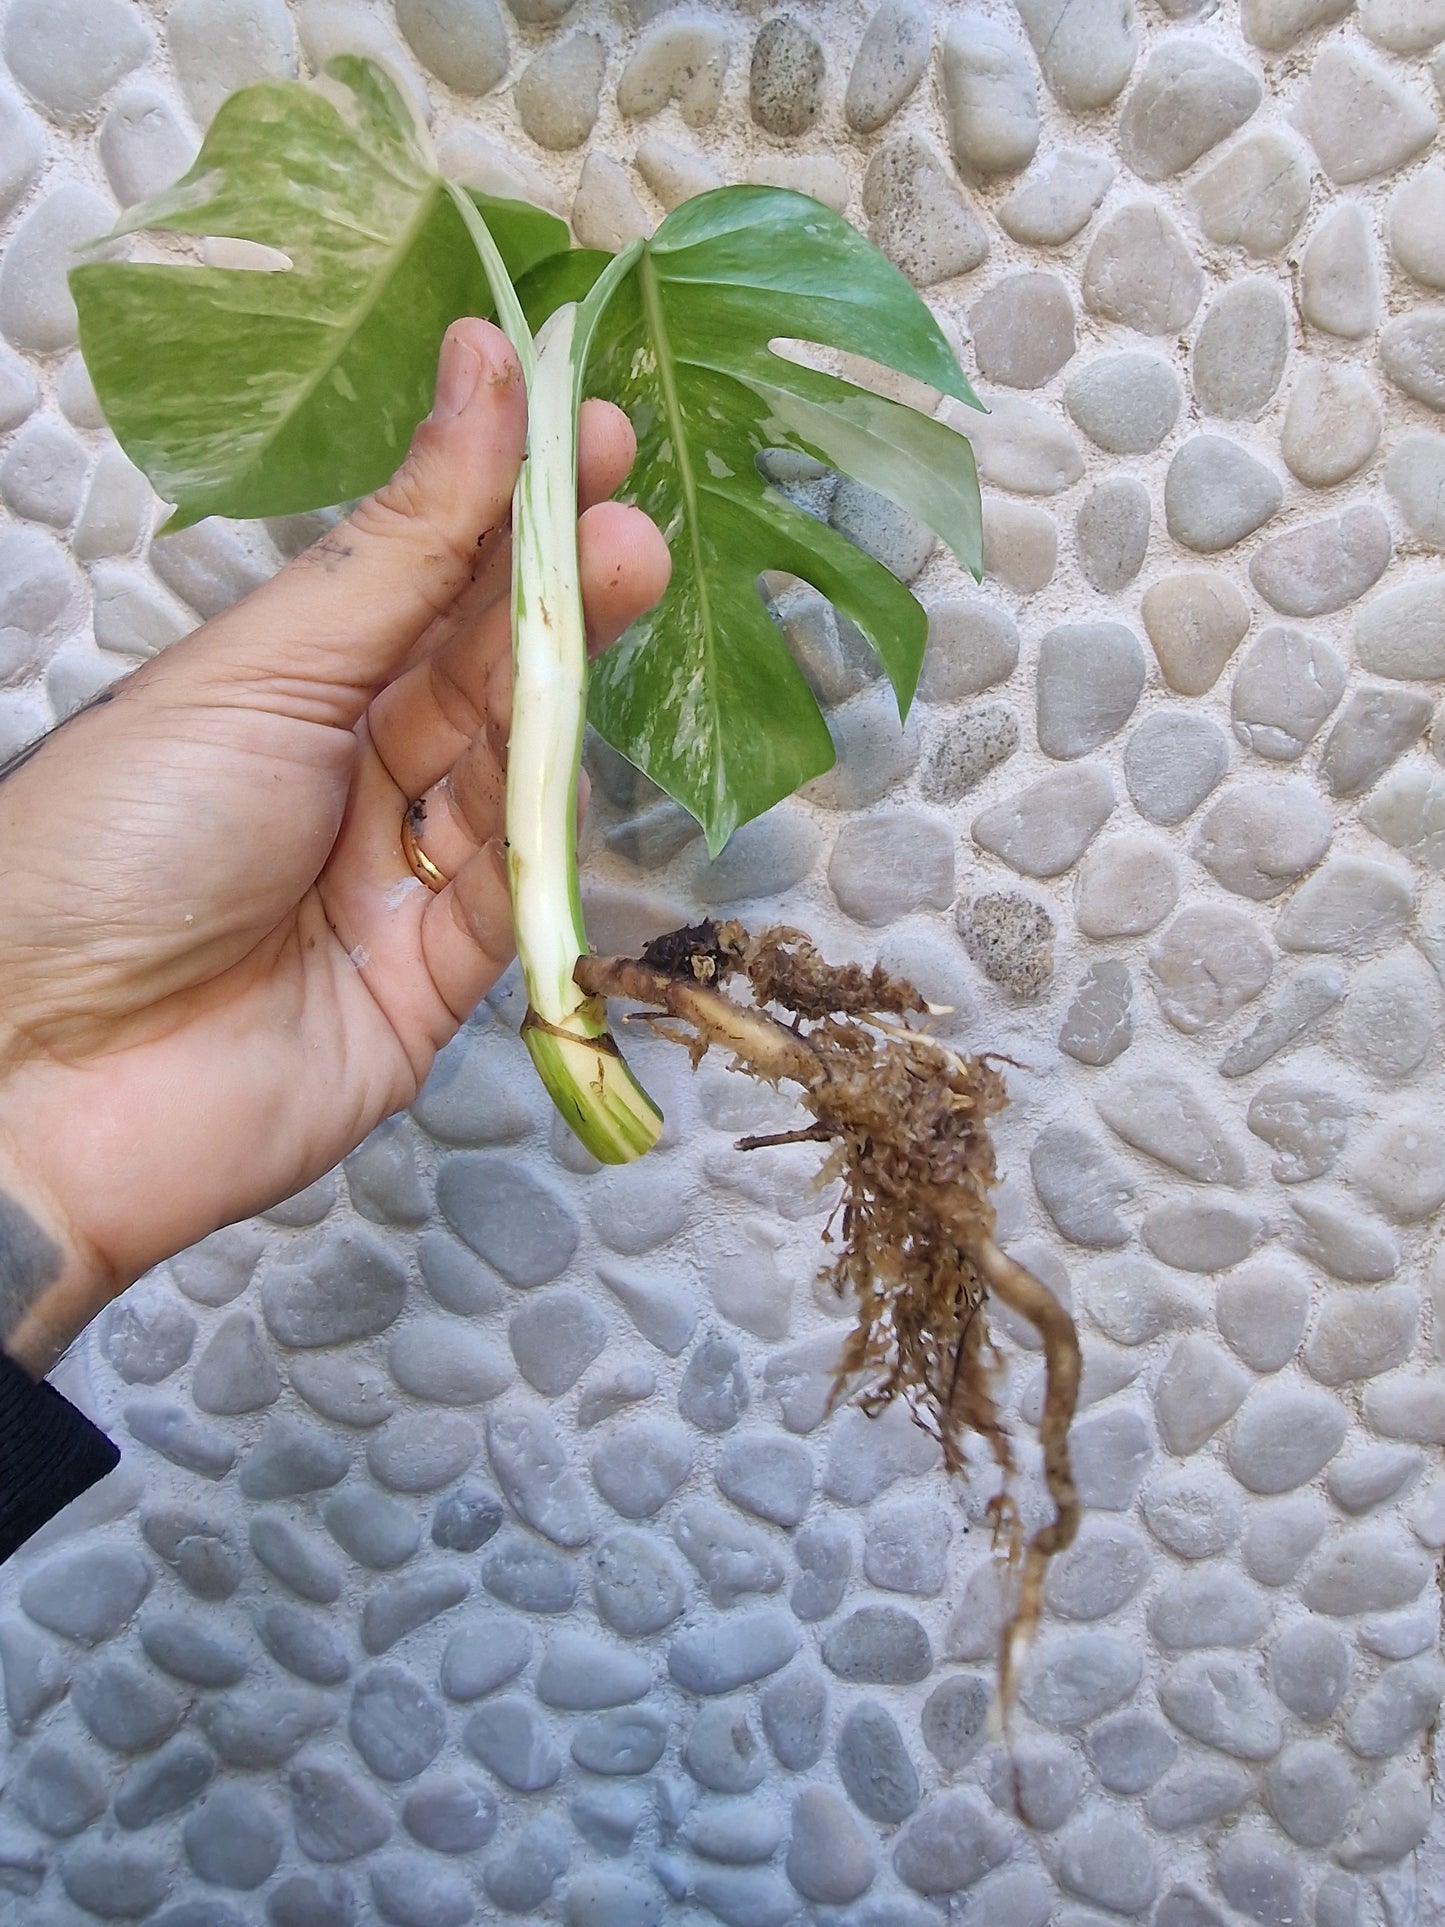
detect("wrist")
(0, 1128), (119, 1377)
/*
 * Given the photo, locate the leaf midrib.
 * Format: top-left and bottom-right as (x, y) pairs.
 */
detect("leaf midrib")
(637, 251), (726, 803)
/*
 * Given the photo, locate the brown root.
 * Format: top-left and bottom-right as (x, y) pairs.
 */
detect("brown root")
(576, 921), (1082, 1704)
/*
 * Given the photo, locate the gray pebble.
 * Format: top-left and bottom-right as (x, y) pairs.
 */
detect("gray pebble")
(0, 184), (116, 355)
(10, 1739), (107, 1837)
(1301, 1525), (1431, 1615)
(322, 1487), (419, 1571)
(138, 1614), (247, 1690)
(344, 1118), (428, 1227)
(1190, 130), (1312, 257)
(125, 1398), (237, 1480)
(1218, 964), (1345, 1077)
(1270, 1620), (1352, 1724)
(939, 18), (1038, 177)
(684, 1696), (767, 1793)
(1143, 1197), (1262, 1271)
(371, 1851), (474, 1927)
(914, 1674), (989, 1776)
(501, 1288), (605, 1395)
(260, 1603), (352, 1686)
(1120, 39), (1260, 180)
(483, 1814), (570, 1912)
(239, 1414), (349, 1501)
(182, 1782), (283, 1889)
(918, 597), (1018, 701)
(864, 1495), (952, 1596)
(0, 1617), (68, 1737)
(1304, 1284), (1418, 1386)
(714, 1432), (813, 1529)
(1345, 1655), (1445, 1757)
(1071, 1405), (1154, 1509)
(261, 1226), (406, 1348)
(99, 80), (194, 210)
(349, 1664), (447, 1781)
(250, 1512), (341, 1604)
(1125, 714), (1228, 829)
(1088, 1711), (1178, 1794)
(1380, 308), (1445, 411)
(1389, 165), (1445, 291)
(1329, 1441), (1424, 1511)
(71, 1654), (181, 1753)
(537, 1629), (651, 1712)
(290, 1356), (393, 1433)
(1193, 280), (1289, 419)
(1073, 481), (1149, 594)
(1214, 1832), (1301, 1926)
(431, 1482), (504, 1554)
(598, 1263), (697, 1357)
(592, 1530), (686, 1637)
(1193, 782), (1332, 901)
(804, 686), (921, 812)
(289, 1762), (392, 1863)
(4, 0), (149, 119)
(1337, 1767), (1432, 1871)
(1358, 577), (1445, 681)
(1057, 1808), (1159, 1915)
(1386, 432), (1445, 547)
(141, 1504), (242, 1600)
(1243, 0), (1350, 47)
(1083, 202), (1203, 335)
(591, 1416), (693, 1519)
(395, 0), (506, 95)
(515, 31), (603, 149)
(787, 1784), (876, 1905)
(1096, 1070), (1241, 1181)
(413, 1027), (535, 1150)
(822, 1605), (931, 1684)
(1295, 43), (1437, 185)
(1150, 1568), (1272, 1650)
(750, 14), (824, 136)
(692, 806), (820, 907)
(620, 24), (731, 128)
(464, 1694), (561, 1792)
(682, 1797), (782, 1865)
(1216, 1256), (1313, 1365)
(1060, 960), (1134, 1066)
(1154, 1334), (1251, 1454)
(114, 1736), (216, 1830)
(969, 273), (1074, 389)
(403, 1774), (498, 1855)
(1269, 1743), (1359, 1848)
(1277, 856), (1413, 956)
(1159, 1653), (1282, 1758)
(1065, 353), (1179, 457)
(167, 0), (296, 128)
(962, 391), (1084, 493)
(998, 148), (1115, 246)
(98, 1283), (196, 1385)
(1299, 203), (1380, 339)
(0, 344), (38, 434)
(1148, 1760), (1253, 1831)
(1020, 1628), (1140, 1727)
(756, 1662), (826, 1772)
(1241, 1493), (1328, 1589)
(170, 1224), (263, 1308)
(0, 85), (41, 229)
(1289, 1189), (1400, 1283)
(1251, 506), (1392, 618)
(1031, 1122), (1133, 1247)
(1075, 834), (1178, 939)
(437, 1155), (578, 1289)
(201, 1689), (334, 1771)
(61, 1841), (169, 1917)
(20, 1544), (150, 1646)
(439, 1613), (531, 1701)
(1283, 362), (1383, 488)
(1165, 436), (1283, 552)
(982, 498), (1057, 593)
(1086, 1256), (1200, 1349)
(836, 1699), (920, 1823)
(0, 417), (86, 529)
(678, 1331), (749, 1434)
(862, 134), (989, 287)
(1231, 625), (1346, 761)
(920, 703), (1019, 805)
(1016, 0), (1137, 111)
(1046, 1515), (1151, 1620)
(830, 809), (954, 924)
(1038, 623), (1145, 760)
(790, 1516), (853, 1620)
(670, 1609), (799, 1694)
(570, 1707), (669, 1776)
(194, 1311), (281, 1415)
(361, 1565), (469, 1655)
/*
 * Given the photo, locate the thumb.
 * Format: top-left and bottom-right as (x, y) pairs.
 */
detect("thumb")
(198, 318), (527, 722)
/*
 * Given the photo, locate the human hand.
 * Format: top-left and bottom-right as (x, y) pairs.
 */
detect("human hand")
(0, 318), (670, 1373)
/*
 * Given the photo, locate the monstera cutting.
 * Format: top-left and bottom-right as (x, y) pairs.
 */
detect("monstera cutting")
(73, 60), (1081, 1691)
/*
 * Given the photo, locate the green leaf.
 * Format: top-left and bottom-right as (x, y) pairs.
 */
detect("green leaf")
(71, 58), (569, 528)
(563, 186), (983, 853)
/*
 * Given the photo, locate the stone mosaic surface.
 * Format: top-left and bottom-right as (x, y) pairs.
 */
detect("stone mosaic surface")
(0, 0), (1442, 1921)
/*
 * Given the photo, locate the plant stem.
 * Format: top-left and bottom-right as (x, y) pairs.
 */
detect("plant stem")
(447, 182), (661, 1161)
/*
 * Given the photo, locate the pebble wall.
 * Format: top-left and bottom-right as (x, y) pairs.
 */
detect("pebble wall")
(0, 0), (1442, 1922)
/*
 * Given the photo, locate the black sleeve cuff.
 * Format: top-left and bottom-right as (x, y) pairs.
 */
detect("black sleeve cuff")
(0, 1350), (120, 1563)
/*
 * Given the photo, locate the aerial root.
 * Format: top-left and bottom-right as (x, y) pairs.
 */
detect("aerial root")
(575, 920), (1081, 1707)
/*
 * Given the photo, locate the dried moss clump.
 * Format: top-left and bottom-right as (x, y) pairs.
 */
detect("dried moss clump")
(575, 920), (1082, 1701)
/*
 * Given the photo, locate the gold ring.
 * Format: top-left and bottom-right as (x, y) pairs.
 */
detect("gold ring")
(401, 804), (449, 893)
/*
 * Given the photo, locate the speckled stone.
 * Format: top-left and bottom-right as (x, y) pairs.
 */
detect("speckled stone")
(749, 14), (824, 135)
(1299, 204), (1380, 339)
(1016, 0), (1138, 112)
(1120, 40), (1260, 180)
(1141, 573), (1250, 697)
(998, 148), (1115, 246)
(939, 18), (1038, 177)
(515, 31), (603, 149)
(1073, 480), (1150, 595)
(958, 892), (1054, 1002)
(1165, 437), (1283, 553)
(862, 135), (989, 286)
(1083, 203), (1203, 335)
(1190, 130), (1312, 257)
(1295, 44), (1437, 184)
(969, 274), (1074, 389)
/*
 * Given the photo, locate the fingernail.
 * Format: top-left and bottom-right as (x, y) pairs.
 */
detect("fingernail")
(433, 329), (481, 422)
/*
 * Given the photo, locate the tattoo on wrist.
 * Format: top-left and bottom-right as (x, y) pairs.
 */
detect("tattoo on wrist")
(0, 1190), (62, 1343)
